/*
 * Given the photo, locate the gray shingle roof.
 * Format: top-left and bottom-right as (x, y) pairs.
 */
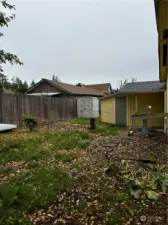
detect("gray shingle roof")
(118, 81), (166, 94)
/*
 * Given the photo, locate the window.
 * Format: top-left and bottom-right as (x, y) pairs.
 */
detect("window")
(163, 29), (168, 39)
(163, 44), (167, 66)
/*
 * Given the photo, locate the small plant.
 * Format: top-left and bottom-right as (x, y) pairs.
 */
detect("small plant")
(122, 162), (168, 200)
(23, 116), (37, 131)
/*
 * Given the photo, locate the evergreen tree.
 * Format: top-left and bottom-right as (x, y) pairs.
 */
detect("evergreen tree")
(19, 81), (28, 93)
(30, 79), (35, 87)
(10, 77), (29, 93)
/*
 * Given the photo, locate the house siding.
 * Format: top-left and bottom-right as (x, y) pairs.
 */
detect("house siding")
(157, 1), (168, 82)
(101, 97), (115, 124)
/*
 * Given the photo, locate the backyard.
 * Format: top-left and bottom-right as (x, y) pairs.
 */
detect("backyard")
(0, 119), (167, 225)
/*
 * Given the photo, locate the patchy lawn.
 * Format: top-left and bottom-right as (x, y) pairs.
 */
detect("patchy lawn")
(63, 118), (123, 136)
(0, 120), (167, 225)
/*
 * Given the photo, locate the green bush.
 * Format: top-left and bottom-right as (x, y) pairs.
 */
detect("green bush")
(23, 116), (37, 131)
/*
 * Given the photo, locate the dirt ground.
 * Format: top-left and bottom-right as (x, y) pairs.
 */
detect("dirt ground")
(17, 123), (88, 133)
(29, 129), (168, 225)
(90, 130), (168, 163)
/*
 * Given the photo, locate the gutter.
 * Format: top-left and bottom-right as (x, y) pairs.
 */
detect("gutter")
(154, 0), (158, 31)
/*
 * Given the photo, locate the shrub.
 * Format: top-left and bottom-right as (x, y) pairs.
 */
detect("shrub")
(23, 116), (37, 131)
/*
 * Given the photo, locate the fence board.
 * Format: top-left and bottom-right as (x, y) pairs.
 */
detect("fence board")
(0, 94), (77, 126)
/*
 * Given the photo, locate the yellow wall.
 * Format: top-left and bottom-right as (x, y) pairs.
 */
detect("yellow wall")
(101, 97), (115, 124)
(128, 92), (164, 128)
(157, 1), (168, 81)
(154, 1), (168, 132)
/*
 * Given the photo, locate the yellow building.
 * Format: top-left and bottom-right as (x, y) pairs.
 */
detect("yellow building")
(154, 0), (168, 133)
(101, 81), (165, 128)
(101, 2), (168, 130)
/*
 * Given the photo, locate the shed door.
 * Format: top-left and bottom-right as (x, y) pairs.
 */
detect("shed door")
(115, 96), (127, 126)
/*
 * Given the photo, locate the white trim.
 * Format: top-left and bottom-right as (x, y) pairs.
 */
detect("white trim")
(114, 96), (116, 124)
(100, 99), (101, 121)
(164, 90), (167, 134)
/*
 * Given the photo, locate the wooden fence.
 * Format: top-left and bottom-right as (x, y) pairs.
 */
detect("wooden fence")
(0, 94), (77, 126)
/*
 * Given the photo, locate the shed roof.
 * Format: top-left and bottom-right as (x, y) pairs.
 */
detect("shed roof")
(118, 81), (166, 94)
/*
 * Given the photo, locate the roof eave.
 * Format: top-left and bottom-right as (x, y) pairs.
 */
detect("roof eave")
(101, 90), (165, 100)
(72, 93), (102, 97)
(117, 89), (165, 95)
(154, 0), (159, 31)
(101, 94), (116, 100)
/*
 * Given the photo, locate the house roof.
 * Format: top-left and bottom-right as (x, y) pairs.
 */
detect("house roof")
(26, 79), (103, 96)
(84, 83), (111, 93)
(51, 81), (102, 96)
(118, 81), (166, 94)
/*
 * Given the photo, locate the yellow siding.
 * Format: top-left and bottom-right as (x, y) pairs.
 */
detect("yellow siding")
(166, 77), (168, 131)
(101, 97), (115, 124)
(154, 1), (168, 132)
(128, 93), (164, 127)
(157, 1), (168, 81)
(128, 95), (136, 126)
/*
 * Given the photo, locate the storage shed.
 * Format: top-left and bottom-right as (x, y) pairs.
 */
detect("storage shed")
(77, 97), (99, 118)
(101, 81), (165, 128)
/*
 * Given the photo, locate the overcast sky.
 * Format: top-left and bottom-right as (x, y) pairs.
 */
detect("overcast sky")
(2, 0), (158, 88)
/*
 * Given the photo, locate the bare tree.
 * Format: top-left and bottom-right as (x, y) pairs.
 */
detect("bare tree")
(52, 75), (60, 82)
(118, 77), (137, 90)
